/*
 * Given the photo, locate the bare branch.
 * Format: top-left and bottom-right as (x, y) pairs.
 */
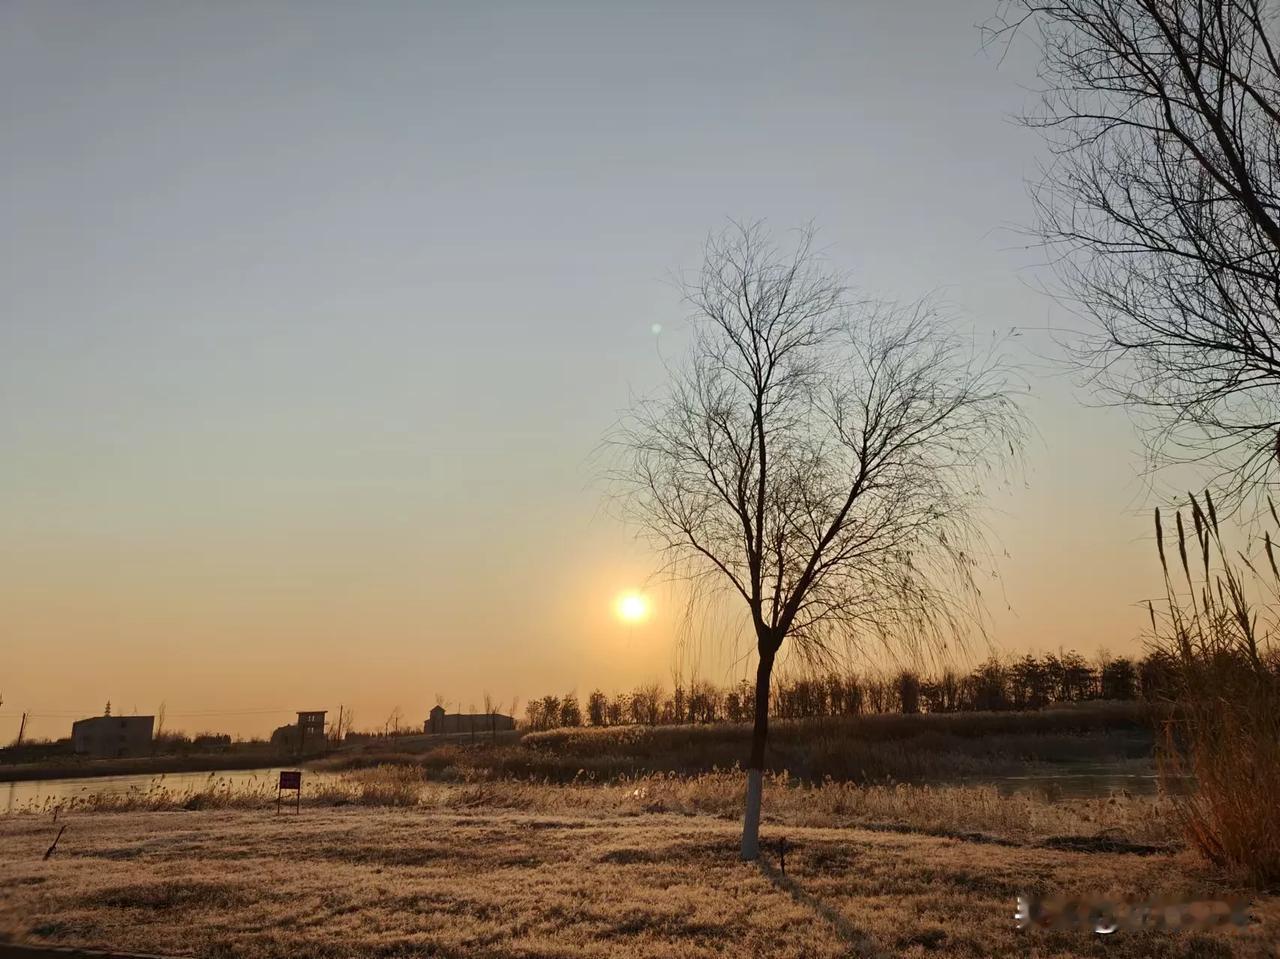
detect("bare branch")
(990, 0), (1280, 506)
(607, 221), (1026, 666)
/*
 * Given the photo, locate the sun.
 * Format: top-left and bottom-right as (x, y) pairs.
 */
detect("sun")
(614, 591), (651, 624)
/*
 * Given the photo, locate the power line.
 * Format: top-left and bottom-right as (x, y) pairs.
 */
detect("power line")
(1, 708), (293, 719)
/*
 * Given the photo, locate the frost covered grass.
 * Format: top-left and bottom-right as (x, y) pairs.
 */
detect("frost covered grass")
(2, 798), (1275, 959)
(11, 765), (1177, 849)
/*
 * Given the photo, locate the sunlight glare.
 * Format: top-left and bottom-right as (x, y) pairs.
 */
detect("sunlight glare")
(614, 591), (651, 624)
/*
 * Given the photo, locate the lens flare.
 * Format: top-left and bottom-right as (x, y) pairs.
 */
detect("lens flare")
(614, 591), (651, 623)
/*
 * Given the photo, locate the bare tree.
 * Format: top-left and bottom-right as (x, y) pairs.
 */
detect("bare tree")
(636, 682), (663, 726)
(338, 707), (354, 740)
(989, 0), (1280, 502)
(611, 222), (1024, 858)
(384, 705), (403, 737)
(483, 692), (495, 741)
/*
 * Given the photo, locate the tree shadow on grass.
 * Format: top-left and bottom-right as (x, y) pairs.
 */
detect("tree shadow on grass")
(757, 857), (886, 958)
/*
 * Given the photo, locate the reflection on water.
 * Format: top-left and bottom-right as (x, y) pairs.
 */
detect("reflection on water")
(979, 763), (1170, 800)
(2, 767), (316, 813)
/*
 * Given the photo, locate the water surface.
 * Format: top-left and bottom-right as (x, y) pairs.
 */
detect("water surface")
(975, 761), (1166, 799)
(2, 767), (332, 812)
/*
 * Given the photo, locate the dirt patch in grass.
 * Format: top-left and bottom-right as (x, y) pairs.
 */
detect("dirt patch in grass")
(1038, 834), (1173, 855)
(96, 879), (252, 911)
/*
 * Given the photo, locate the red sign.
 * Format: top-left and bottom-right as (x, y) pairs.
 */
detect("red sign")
(279, 770), (302, 790)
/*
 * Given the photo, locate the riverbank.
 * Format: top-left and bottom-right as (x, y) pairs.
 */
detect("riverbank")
(0, 703), (1155, 789)
(0, 767), (1181, 844)
(314, 702), (1159, 786)
(1, 793), (1273, 958)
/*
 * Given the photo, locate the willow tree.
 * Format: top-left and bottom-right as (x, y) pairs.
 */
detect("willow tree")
(614, 222), (1025, 859)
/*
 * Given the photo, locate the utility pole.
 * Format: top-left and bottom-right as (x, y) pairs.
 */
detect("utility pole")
(15, 712), (27, 746)
(335, 705), (343, 744)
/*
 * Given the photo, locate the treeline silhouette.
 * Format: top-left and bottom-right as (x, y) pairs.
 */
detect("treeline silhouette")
(522, 650), (1172, 731)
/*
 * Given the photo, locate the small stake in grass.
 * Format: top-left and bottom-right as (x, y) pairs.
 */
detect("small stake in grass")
(43, 824), (66, 861)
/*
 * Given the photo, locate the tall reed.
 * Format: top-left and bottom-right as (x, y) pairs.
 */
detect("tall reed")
(1152, 493), (1280, 886)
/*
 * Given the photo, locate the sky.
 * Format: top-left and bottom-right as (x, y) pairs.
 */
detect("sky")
(0, 0), (1165, 741)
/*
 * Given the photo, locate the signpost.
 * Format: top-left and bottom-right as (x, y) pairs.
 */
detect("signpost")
(277, 769), (302, 814)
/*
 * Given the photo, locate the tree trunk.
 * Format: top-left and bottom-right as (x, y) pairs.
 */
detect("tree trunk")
(741, 643), (776, 860)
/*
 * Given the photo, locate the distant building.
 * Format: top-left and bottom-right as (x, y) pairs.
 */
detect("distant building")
(424, 705), (515, 735)
(71, 715), (154, 759)
(270, 710), (328, 754)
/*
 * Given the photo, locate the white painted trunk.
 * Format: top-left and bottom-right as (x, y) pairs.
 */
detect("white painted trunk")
(740, 767), (763, 860)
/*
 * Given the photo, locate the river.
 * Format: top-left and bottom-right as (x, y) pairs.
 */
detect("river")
(1, 767), (331, 813)
(975, 761), (1165, 799)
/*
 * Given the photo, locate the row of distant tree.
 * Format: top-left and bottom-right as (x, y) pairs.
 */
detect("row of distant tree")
(521, 650), (1175, 731)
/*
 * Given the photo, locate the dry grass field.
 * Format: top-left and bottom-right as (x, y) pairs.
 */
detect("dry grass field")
(3, 766), (1180, 846)
(1, 773), (1276, 959)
